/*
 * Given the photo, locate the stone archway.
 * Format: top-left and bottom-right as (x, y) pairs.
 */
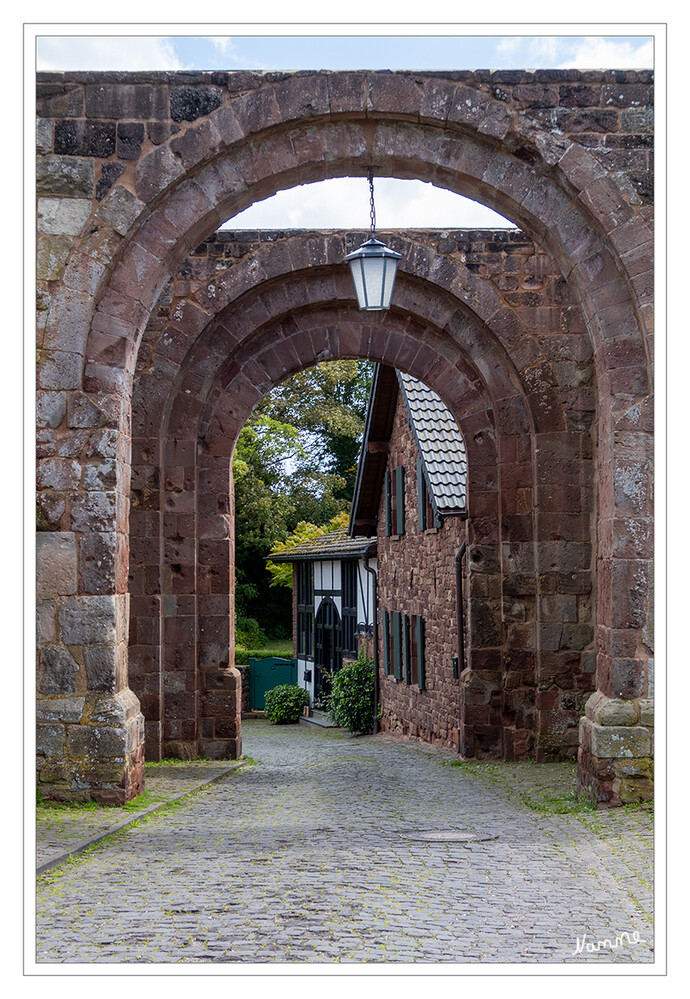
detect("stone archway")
(125, 227), (592, 767)
(37, 69), (653, 804)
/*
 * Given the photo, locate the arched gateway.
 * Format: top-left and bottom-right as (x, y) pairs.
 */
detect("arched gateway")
(36, 69), (653, 805)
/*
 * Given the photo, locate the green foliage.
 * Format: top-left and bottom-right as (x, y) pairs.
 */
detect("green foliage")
(328, 655), (376, 734)
(234, 647), (270, 665)
(264, 684), (310, 724)
(232, 360), (373, 631)
(235, 616), (267, 648)
(520, 791), (597, 815)
(266, 511), (350, 589)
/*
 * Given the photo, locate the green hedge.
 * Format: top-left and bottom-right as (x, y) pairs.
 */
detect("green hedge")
(329, 656), (376, 734)
(264, 684), (310, 724)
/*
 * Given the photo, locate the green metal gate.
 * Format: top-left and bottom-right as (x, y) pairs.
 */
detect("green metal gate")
(248, 657), (298, 710)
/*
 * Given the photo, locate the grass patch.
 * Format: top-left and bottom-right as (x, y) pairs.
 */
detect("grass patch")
(520, 790), (596, 815)
(37, 789), (165, 814)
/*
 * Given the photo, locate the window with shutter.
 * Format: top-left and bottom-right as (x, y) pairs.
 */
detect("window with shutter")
(392, 611), (402, 680)
(384, 470), (392, 537)
(416, 615), (426, 690)
(417, 458), (426, 532)
(395, 465), (405, 535)
(381, 609), (390, 675)
(403, 613), (411, 684)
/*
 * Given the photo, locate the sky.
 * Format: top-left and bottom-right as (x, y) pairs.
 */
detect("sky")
(33, 28), (656, 231)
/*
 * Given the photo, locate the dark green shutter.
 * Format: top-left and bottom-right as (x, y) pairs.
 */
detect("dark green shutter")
(395, 466), (405, 535)
(385, 470), (392, 537)
(416, 615), (426, 690)
(403, 614), (411, 684)
(417, 458), (426, 532)
(382, 609), (390, 675)
(392, 611), (402, 680)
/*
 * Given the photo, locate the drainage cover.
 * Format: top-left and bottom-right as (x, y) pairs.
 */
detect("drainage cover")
(402, 829), (499, 843)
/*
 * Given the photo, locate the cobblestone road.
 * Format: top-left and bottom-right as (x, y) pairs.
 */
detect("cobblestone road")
(35, 719), (654, 965)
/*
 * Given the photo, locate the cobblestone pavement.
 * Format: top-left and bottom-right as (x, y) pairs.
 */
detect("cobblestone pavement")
(36, 761), (242, 872)
(35, 720), (654, 966)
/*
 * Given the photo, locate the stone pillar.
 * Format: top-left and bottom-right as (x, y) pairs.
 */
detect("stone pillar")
(577, 391), (654, 806)
(37, 531), (146, 804)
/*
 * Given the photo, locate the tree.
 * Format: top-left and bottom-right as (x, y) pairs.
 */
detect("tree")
(233, 361), (373, 636)
(265, 511), (350, 589)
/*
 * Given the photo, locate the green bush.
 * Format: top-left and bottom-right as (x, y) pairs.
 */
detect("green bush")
(264, 684), (310, 724)
(329, 655), (376, 734)
(236, 616), (267, 648)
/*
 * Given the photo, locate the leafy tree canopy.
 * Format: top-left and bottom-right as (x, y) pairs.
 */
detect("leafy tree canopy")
(265, 511), (350, 589)
(232, 360), (373, 631)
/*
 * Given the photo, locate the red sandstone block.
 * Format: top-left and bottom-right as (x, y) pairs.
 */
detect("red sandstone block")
(135, 145), (186, 204)
(578, 175), (637, 235)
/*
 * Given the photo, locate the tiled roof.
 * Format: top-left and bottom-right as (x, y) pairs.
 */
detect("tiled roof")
(397, 371), (467, 512)
(268, 529), (377, 562)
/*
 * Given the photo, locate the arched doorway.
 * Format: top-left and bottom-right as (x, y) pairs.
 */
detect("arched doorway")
(314, 598), (343, 706)
(36, 69), (653, 805)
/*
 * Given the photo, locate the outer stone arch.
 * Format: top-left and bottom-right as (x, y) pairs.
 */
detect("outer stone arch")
(36, 70), (653, 804)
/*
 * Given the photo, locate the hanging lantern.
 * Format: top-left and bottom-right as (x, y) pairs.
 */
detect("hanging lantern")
(345, 170), (402, 311)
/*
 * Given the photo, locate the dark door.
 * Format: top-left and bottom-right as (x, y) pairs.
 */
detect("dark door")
(314, 598), (342, 703)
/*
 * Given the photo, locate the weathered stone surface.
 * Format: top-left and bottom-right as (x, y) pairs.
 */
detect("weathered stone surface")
(638, 698), (654, 727)
(36, 723), (65, 758)
(54, 120), (116, 158)
(36, 391), (66, 429)
(37, 155), (94, 197)
(591, 694), (639, 727)
(36, 532), (77, 595)
(67, 724), (127, 758)
(95, 161), (127, 201)
(36, 233), (73, 281)
(36, 118), (53, 154)
(37, 198), (92, 236)
(590, 721), (651, 759)
(84, 645), (119, 693)
(38, 646), (80, 695)
(170, 86), (223, 122)
(36, 598), (58, 643)
(36, 696), (85, 724)
(59, 595), (118, 645)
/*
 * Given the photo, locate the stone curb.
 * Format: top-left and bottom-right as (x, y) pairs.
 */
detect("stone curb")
(36, 761), (247, 876)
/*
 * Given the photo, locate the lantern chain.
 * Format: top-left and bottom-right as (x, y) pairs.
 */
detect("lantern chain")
(368, 169), (376, 236)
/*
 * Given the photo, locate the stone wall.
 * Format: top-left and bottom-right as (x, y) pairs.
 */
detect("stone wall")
(35, 68), (653, 803)
(376, 394), (467, 749)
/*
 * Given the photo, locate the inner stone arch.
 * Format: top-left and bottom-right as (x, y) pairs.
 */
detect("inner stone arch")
(125, 225), (594, 764)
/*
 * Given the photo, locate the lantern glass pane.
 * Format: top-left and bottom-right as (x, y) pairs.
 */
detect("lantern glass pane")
(348, 258), (367, 308)
(382, 257), (399, 309)
(362, 256), (385, 308)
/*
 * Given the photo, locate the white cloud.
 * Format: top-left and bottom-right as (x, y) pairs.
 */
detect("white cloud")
(491, 34), (653, 70)
(36, 35), (183, 72)
(558, 37), (654, 70)
(223, 179), (514, 230)
(209, 37), (237, 58)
